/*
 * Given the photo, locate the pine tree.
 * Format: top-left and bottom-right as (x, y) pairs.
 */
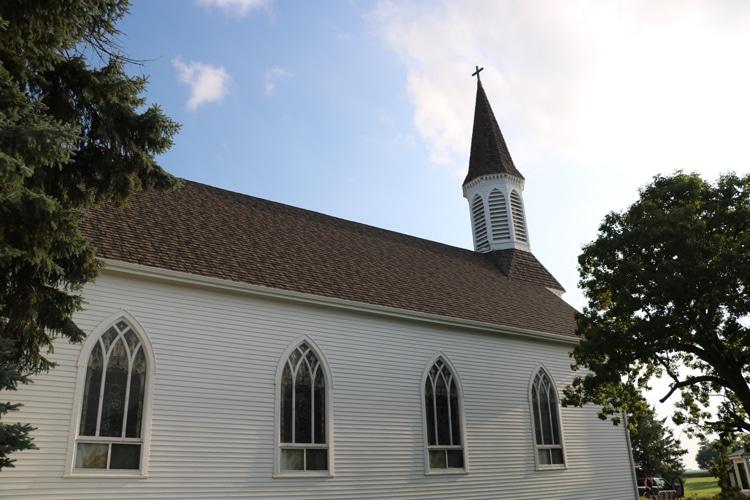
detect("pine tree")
(0, 339), (34, 470)
(629, 401), (686, 482)
(0, 0), (178, 469)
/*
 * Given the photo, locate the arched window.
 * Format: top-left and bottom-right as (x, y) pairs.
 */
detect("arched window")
(471, 195), (489, 251)
(510, 190), (528, 242)
(530, 368), (565, 466)
(277, 341), (330, 474)
(488, 189), (510, 241)
(423, 356), (465, 472)
(74, 319), (148, 471)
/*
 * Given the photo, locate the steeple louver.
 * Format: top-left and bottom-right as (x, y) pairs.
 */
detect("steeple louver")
(509, 190), (527, 242)
(488, 190), (510, 242)
(462, 75), (530, 252)
(471, 195), (489, 251)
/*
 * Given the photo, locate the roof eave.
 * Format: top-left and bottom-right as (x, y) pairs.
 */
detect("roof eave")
(100, 257), (580, 345)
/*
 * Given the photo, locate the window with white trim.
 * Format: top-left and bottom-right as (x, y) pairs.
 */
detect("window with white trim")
(279, 341), (328, 473)
(424, 357), (465, 471)
(75, 320), (147, 471)
(530, 368), (565, 466)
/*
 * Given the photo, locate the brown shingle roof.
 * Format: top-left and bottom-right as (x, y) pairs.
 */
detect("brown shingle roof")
(81, 181), (577, 338)
(488, 249), (564, 291)
(464, 80), (524, 185)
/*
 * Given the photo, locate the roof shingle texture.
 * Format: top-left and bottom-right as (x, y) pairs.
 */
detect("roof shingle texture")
(81, 181), (577, 338)
(464, 80), (525, 185)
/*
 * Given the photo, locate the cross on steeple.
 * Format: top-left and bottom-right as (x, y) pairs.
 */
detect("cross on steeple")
(472, 66), (484, 82)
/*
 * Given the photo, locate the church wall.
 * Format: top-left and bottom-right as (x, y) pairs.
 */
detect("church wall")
(1, 270), (636, 500)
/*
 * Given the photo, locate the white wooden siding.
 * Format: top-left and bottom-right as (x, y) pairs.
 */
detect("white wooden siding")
(1, 271), (635, 499)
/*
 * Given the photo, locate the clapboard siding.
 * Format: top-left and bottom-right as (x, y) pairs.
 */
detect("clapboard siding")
(1, 271), (635, 499)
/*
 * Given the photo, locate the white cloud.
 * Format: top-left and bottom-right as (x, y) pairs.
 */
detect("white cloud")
(172, 57), (231, 110)
(197, 0), (269, 16)
(264, 67), (291, 96)
(373, 0), (750, 179)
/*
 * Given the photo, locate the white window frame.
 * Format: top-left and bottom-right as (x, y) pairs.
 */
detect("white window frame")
(528, 365), (567, 471)
(732, 457), (750, 492)
(421, 352), (469, 475)
(64, 310), (156, 478)
(273, 336), (334, 478)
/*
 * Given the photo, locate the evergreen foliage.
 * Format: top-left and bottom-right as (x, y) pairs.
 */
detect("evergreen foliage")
(0, 0), (178, 469)
(628, 400), (686, 482)
(0, 338), (34, 470)
(563, 173), (750, 442)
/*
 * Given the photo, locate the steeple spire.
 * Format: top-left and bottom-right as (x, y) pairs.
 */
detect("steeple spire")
(464, 79), (524, 186)
(462, 71), (530, 253)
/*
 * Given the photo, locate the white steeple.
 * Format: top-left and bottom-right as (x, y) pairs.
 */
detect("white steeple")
(462, 74), (529, 253)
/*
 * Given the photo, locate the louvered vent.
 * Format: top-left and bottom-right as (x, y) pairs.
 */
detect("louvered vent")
(510, 190), (527, 242)
(488, 189), (510, 241)
(471, 195), (489, 251)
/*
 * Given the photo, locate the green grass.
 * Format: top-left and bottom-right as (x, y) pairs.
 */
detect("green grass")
(683, 476), (721, 499)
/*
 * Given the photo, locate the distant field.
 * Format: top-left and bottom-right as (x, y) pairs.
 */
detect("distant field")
(684, 476), (720, 499)
(683, 470), (713, 478)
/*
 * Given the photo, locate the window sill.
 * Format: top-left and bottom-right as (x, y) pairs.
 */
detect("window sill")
(535, 464), (566, 471)
(424, 468), (468, 476)
(272, 471), (333, 479)
(64, 470), (147, 479)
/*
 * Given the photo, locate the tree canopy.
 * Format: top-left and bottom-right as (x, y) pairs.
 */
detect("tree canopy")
(563, 172), (750, 438)
(0, 0), (178, 468)
(696, 438), (743, 472)
(696, 441), (721, 472)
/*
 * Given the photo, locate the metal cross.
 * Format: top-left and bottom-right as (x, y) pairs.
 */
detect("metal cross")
(472, 66), (484, 81)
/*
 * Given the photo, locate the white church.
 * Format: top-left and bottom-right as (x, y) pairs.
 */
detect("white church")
(2, 79), (638, 499)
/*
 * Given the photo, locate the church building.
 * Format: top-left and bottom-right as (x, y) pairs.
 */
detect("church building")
(1, 78), (638, 499)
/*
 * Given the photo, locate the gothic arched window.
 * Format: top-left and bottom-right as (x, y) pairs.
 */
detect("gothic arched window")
(423, 356), (465, 471)
(530, 368), (565, 466)
(74, 319), (149, 471)
(278, 341), (330, 474)
(471, 194), (489, 251)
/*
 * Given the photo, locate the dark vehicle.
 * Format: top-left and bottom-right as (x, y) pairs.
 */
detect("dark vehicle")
(637, 476), (683, 499)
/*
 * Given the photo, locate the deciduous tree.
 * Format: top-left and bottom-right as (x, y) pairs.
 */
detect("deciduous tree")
(563, 172), (750, 439)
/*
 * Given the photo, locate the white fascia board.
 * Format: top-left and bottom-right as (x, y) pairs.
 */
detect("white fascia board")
(100, 258), (580, 346)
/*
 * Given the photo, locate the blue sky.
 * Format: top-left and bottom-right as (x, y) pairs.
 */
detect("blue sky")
(118, 0), (750, 468)
(120, 0), (466, 253)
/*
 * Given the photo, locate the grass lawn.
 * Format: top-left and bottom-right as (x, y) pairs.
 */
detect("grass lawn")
(683, 476), (721, 499)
